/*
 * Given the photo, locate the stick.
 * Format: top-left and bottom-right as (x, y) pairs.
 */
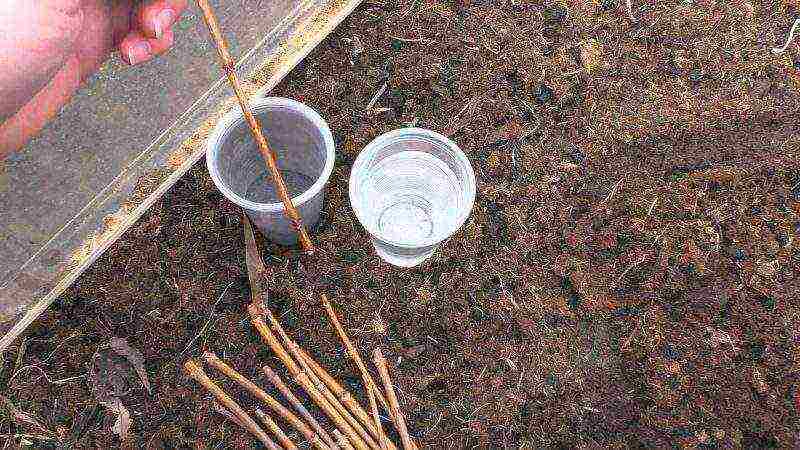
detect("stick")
(372, 350), (413, 450)
(202, 352), (327, 450)
(194, 0), (314, 254)
(288, 341), (381, 450)
(254, 408), (298, 450)
(264, 363), (368, 450)
(262, 365), (338, 450)
(212, 400), (247, 428)
(319, 294), (389, 447)
(183, 360), (280, 450)
(333, 430), (356, 450)
(368, 388), (386, 450)
(276, 322), (380, 450)
(252, 301), (375, 449)
(296, 347), (404, 450)
(248, 304), (371, 450)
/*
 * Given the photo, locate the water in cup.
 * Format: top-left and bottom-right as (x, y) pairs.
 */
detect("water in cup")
(245, 170), (314, 203)
(350, 128), (476, 267)
(356, 150), (462, 246)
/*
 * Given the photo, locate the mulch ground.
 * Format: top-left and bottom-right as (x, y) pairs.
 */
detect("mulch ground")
(2, 0), (800, 448)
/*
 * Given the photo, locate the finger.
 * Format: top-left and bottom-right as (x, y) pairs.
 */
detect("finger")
(0, 55), (81, 156)
(119, 28), (175, 65)
(136, 0), (188, 40)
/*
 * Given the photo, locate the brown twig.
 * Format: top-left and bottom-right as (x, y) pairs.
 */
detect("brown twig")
(288, 340), (380, 450)
(254, 408), (298, 450)
(194, 0), (314, 254)
(183, 360), (279, 450)
(372, 350), (413, 450)
(262, 365), (338, 450)
(333, 430), (356, 450)
(320, 294), (389, 448)
(368, 387), (386, 450)
(202, 352), (327, 450)
(295, 347), (403, 450)
(262, 311), (378, 450)
(248, 303), (371, 450)
(212, 399), (246, 429)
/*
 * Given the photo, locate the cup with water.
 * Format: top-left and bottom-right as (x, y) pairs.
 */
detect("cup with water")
(349, 128), (476, 267)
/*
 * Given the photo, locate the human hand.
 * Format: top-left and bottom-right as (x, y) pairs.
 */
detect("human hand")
(0, 0), (188, 157)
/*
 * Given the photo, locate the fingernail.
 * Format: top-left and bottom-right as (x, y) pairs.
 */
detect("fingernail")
(128, 42), (151, 65)
(153, 9), (175, 39)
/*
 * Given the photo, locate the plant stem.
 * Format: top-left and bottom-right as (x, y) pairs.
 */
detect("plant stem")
(194, 0), (314, 254)
(254, 407), (298, 450)
(249, 303), (371, 450)
(183, 360), (279, 450)
(262, 365), (338, 449)
(373, 350), (414, 450)
(202, 352), (325, 450)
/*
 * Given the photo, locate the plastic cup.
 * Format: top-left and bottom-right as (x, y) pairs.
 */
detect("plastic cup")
(349, 128), (476, 267)
(206, 97), (334, 245)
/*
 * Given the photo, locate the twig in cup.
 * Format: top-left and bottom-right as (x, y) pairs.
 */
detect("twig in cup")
(254, 407), (298, 450)
(183, 360), (279, 450)
(194, 0), (315, 254)
(372, 350), (414, 450)
(202, 352), (325, 450)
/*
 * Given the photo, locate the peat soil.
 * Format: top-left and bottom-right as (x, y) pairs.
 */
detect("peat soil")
(2, 0), (800, 448)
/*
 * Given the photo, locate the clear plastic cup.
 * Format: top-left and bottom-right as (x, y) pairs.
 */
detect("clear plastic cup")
(206, 97), (334, 245)
(349, 128), (476, 267)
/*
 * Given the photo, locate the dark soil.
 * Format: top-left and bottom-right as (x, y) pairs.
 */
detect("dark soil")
(3, 0), (800, 448)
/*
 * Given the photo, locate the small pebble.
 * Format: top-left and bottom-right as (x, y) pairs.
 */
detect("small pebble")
(533, 84), (554, 105)
(601, 0), (617, 10)
(733, 249), (746, 262)
(688, 68), (704, 83)
(567, 294), (581, 308)
(543, 5), (567, 24)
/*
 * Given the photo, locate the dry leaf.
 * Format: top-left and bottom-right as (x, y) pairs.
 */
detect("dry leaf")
(87, 338), (148, 442)
(580, 39), (603, 73)
(108, 337), (151, 394)
(103, 397), (132, 441)
(89, 337), (150, 404)
(0, 394), (55, 438)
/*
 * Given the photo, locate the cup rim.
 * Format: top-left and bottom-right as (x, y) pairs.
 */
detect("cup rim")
(348, 127), (476, 249)
(205, 97), (335, 212)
